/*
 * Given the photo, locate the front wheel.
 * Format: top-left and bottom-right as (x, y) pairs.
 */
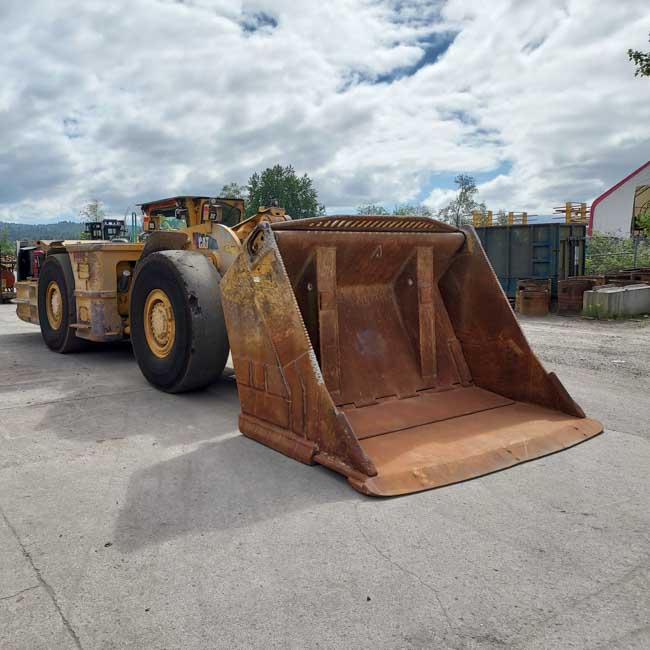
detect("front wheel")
(130, 251), (229, 392)
(37, 254), (86, 353)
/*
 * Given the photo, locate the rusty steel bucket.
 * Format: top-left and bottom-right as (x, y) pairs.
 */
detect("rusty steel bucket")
(558, 277), (603, 315)
(220, 216), (602, 496)
(518, 289), (549, 317)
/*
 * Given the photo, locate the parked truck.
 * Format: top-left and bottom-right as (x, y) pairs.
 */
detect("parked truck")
(14, 197), (602, 496)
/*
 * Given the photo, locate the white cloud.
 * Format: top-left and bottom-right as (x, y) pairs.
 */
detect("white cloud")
(422, 187), (457, 211)
(0, 0), (649, 222)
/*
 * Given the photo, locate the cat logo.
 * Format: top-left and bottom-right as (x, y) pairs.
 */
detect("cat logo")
(193, 233), (218, 250)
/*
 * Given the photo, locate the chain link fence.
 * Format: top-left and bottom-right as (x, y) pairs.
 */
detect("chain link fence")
(585, 234), (650, 275)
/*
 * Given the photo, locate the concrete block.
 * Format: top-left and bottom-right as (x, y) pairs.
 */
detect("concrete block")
(583, 283), (650, 318)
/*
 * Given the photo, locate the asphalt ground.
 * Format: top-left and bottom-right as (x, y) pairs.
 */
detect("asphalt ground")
(1, 303), (648, 649)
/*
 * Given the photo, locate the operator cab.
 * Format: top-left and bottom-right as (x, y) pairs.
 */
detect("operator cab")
(138, 196), (244, 235)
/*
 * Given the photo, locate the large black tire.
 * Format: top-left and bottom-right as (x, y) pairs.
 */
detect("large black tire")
(130, 250), (229, 393)
(37, 254), (86, 353)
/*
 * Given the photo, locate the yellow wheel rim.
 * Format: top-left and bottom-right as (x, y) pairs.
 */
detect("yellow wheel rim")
(45, 281), (63, 330)
(143, 289), (176, 359)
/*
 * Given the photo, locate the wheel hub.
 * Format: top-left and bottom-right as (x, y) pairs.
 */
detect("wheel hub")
(143, 289), (176, 358)
(45, 281), (63, 329)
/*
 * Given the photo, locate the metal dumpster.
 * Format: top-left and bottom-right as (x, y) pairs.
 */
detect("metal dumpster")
(474, 223), (586, 301)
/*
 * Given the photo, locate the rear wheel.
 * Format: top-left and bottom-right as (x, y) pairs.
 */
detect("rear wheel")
(130, 251), (229, 392)
(37, 254), (85, 353)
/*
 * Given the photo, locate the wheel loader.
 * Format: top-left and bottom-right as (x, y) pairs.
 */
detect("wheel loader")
(15, 196), (602, 495)
(1, 255), (16, 303)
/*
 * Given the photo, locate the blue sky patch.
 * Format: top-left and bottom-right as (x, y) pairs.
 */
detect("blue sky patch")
(376, 31), (458, 83)
(413, 161), (513, 203)
(241, 11), (278, 34)
(63, 117), (81, 139)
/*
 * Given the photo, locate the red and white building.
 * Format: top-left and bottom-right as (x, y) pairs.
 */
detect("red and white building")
(589, 160), (650, 237)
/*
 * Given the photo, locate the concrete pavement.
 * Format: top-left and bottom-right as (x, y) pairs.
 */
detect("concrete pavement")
(1, 304), (648, 649)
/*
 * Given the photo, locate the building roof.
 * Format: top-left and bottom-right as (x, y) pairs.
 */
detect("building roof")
(589, 160), (650, 235)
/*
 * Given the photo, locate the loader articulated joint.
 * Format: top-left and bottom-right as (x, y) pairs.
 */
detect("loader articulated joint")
(246, 222), (273, 265)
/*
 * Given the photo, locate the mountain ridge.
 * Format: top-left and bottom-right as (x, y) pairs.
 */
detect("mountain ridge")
(0, 220), (86, 242)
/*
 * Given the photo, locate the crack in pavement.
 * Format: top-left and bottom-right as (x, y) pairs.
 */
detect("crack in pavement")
(508, 558), (650, 648)
(0, 507), (83, 649)
(352, 502), (458, 637)
(0, 584), (39, 601)
(0, 387), (154, 413)
(591, 623), (650, 650)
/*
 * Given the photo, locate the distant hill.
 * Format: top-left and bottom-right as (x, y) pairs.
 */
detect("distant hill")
(0, 220), (85, 242)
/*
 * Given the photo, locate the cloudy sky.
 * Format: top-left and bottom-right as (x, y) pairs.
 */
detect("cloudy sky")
(1, 0), (649, 223)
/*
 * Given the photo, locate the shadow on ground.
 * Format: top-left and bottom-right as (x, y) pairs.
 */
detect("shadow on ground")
(1, 329), (241, 448)
(35, 377), (242, 447)
(113, 434), (365, 551)
(0, 333), (137, 383)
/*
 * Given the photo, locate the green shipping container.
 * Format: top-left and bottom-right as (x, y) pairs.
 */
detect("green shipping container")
(474, 223), (586, 301)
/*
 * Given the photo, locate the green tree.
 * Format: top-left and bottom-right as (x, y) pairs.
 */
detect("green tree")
(585, 231), (650, 275)
(392, 204), (433, 217)
(220, 182), (248, 200)
(495, 209), (508, 225)
(357, 204), (389, 215)
(637, 207), (650, 235)
(0, 220), (86, 242)
(437, 174), (485, 226)
(245, 165), (325, 219)
(628, 34), (650, 77)
(0, 226), (12, 254)
(79, 199), (105, 222)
